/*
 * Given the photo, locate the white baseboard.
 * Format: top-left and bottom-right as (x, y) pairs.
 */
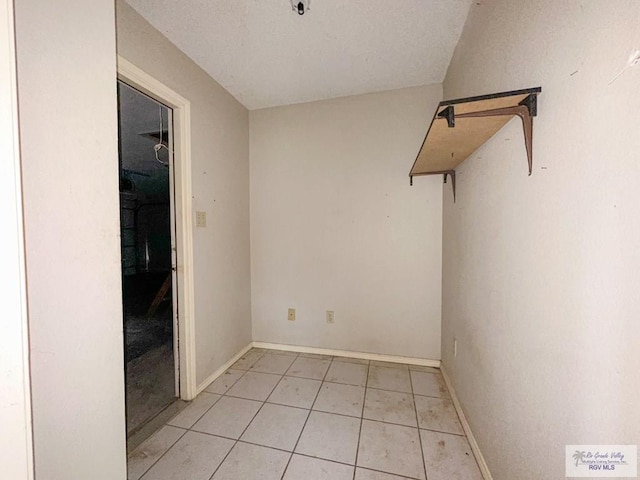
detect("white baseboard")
(440, 366), (493, 480)
(195, 342), (253, 395)
(252, 341), (440, 368)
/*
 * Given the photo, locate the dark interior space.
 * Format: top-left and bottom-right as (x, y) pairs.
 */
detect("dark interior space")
(118, 81), (177, 437)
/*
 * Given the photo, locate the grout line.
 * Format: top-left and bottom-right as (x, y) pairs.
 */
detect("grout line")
(166, 392), (223, 431)
(203, 368), (249, 396)
(418, 426), (467, 438)
(412, 391), (452, 401)
(356, 466), (424, 480)
(133, 348), (448, 480)
(409, 366), (429, 480)
(352, 360), (369, 480)
(279, 349), (334, 480)
(135, 426), (188, 480)
(159, 429), (423, 480)
(135, 353), (271, 479)
(207, 358), (282, 480)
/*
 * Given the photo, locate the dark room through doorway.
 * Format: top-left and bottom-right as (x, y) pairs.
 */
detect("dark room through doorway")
(117, 80), (178, 439)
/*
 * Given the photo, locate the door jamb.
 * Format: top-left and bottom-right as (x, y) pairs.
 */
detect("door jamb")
(117, 56), (197, 400)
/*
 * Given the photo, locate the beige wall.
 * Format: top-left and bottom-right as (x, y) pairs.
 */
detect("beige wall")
(0, 0), (32, 476)
(441, 1), (640, 479)
(116, 1), (252, 386)
(15, 0), (127, 478)
(250, 85), (443, 359)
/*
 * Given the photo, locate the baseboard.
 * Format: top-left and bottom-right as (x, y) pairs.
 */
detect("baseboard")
(195, 342), (253, 395)
(440, 366), (494, 480)
(252, 341), (440, 368)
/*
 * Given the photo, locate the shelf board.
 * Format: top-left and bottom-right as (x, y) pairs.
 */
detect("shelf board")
(409, 87), (541, 190)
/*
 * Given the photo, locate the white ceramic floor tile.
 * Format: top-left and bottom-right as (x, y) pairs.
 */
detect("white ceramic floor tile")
(355, 468), (414, 479)
(268, 376), (322, 409)
(408, 365), (440, 374)
(370, 360), (409, 370)
(286, 357), (331, 380)
(367, 366), (412, 393)
(262, 349), (299, 356)
(295, 411), (361, 464)
(232, 351), (264, 370)
(212, 442), (290, 480)
(283, 454), (354, 480)
(141, 431), (233, 480)
(226, 371), (282, 401)
(420, 430), (483, 480)
(128, 425), (186, 480)
(332, 356), (369, 365)
(357, 420), (425, 480)
(191, 396), (262, 439)
(325, 361), (368, 386)
(241, 403), (309, 451)
(414, 396), (463, 435)
(167, 392), (221, 429)
(298, 352), (333, 360)
(363, 389), (417, 427)
(204, 369), (245, 395)
(250, 353), (297, 375)
(313, 382), (365, 417)
(410, 371), (449, 398)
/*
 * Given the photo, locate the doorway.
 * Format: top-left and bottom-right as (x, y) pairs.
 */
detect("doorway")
(118, 80), (178, 436)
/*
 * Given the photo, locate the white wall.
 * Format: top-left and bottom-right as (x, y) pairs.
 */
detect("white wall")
(251, 85), (443, 359)
(14, 0), (127, 478)
(116, 1), (252, 386)
(441, 2), (640, 479)
(0, 0), (33, 477)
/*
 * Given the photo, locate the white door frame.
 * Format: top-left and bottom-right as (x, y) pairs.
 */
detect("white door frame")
(117, 56), (197, 400)
(0, 0), (34, 476)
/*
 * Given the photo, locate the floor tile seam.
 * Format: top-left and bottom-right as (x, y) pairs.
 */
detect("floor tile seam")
(361, 413), (418, 429)
(167, 391), (225, 431)
(218, 392), (273, 403)
(207, 394), (271, 480)
(352, 360), (370, 480)
(323, 379), (368, 388)
(135, 425), (188, 480)
(365, 385), (415, 395)
(280, 349), (335, 480)
(408, 365), (429, 480)
(282, 372), (328, 381)
(247, 367), (293, 376)
(356, 466), (424, 480)
(418, 427), (467, 438)
(412, 392), (452, 401)
(264, 399), (317, 411)
(310, 407), (361, 420)
(203, 368), (250, 396)
(220, 372), (285, 402)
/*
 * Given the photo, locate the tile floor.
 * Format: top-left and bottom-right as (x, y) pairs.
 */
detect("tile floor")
(128, 348), (484, 480)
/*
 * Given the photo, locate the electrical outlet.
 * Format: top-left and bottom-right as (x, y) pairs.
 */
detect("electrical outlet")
(288, 308), (296, 321)
(195, 211), (206, 228)
(453, 338), (458, 358)
(326, 310), (334, 324)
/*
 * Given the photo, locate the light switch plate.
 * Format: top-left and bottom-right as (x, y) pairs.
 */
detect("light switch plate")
(195, 211), (206, 227)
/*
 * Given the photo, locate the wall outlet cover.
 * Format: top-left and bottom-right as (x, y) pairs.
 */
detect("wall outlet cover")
(288, 308), (296, 321)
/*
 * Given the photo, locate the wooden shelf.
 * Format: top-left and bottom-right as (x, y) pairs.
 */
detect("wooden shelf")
(409, 87), (541, 200)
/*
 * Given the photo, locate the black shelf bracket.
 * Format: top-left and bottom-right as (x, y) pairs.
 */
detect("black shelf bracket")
(438, 106), (455, 128)
(454, 103), (535, 175)
(409, 87), (541, 197)
(409, 170), (457, 202)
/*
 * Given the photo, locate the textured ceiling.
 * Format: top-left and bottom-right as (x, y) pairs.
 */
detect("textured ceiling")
(125, 0), (472, 110)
